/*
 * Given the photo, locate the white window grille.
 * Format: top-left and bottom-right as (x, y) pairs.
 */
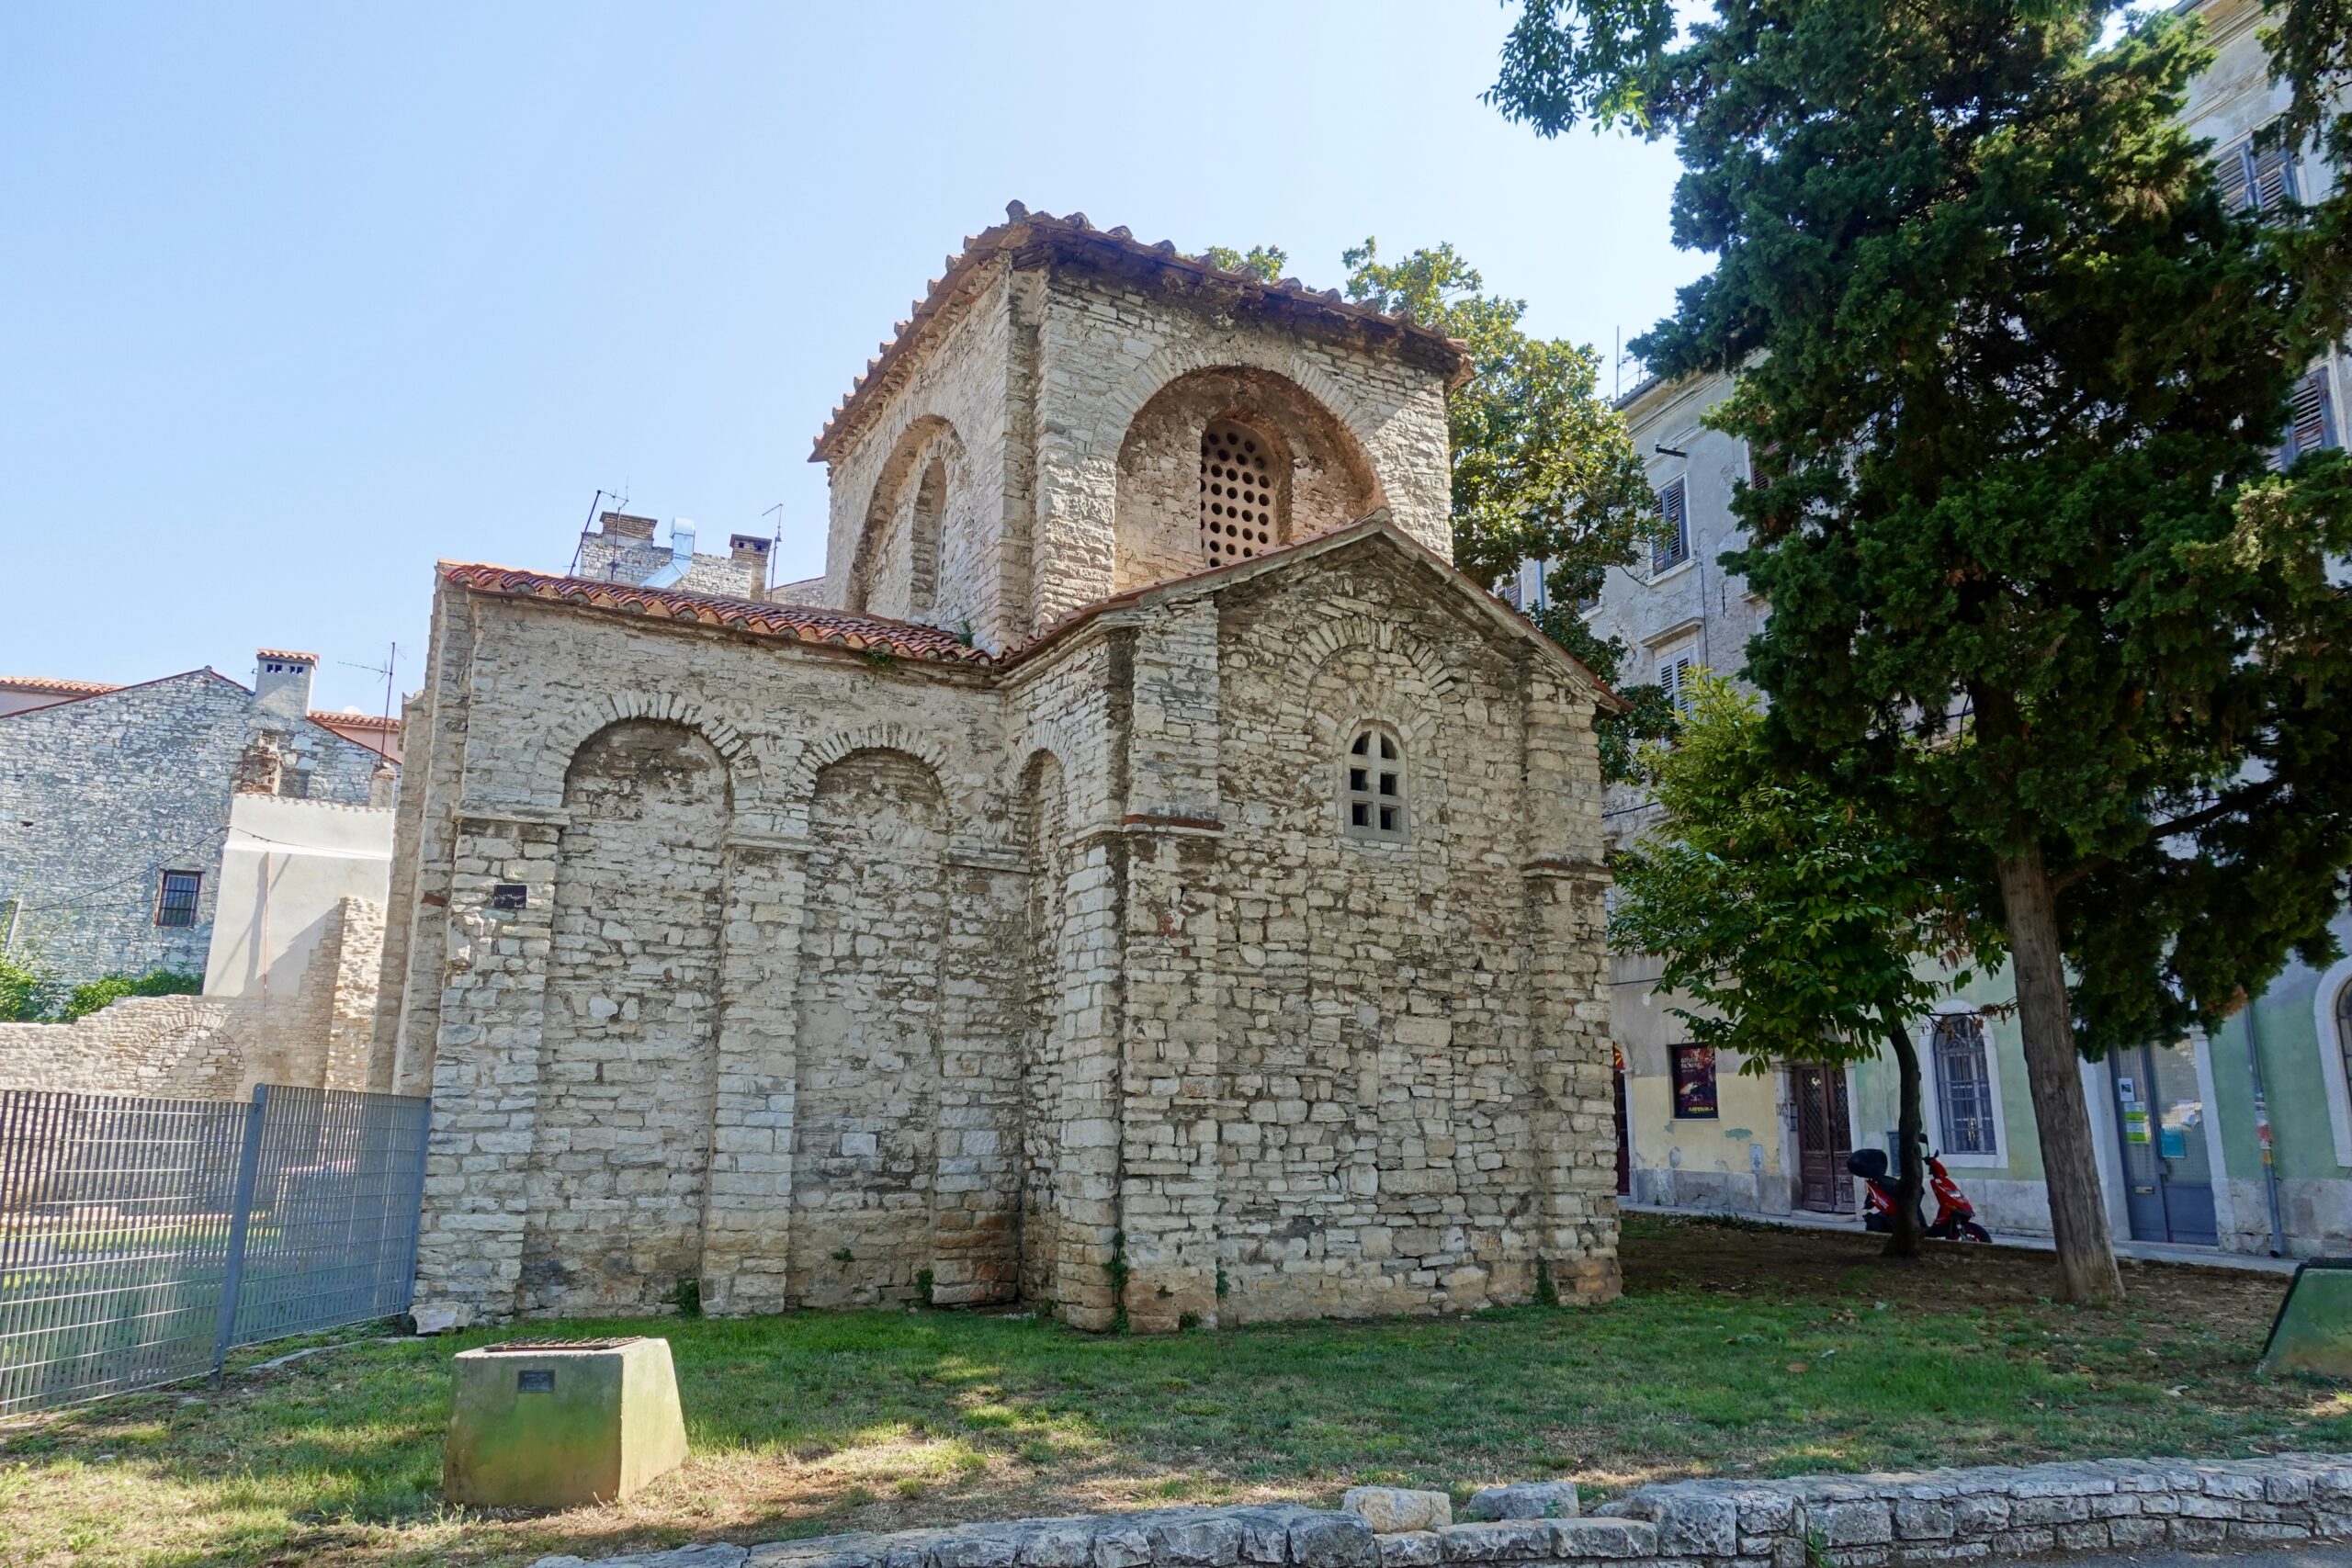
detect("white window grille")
(1653, 477), (1690, 574)
(1200, 423), (1279, 567)
(1931, 1013), (1998, 1156)
(1343, 728), (1406, 840)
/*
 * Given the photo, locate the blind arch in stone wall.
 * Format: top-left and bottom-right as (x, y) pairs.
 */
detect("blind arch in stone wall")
(850, 416), (967, 623)
(1114, 367), (1382, 594)
(519, 717), (732, 1317)
(789, 746), (958, 1307)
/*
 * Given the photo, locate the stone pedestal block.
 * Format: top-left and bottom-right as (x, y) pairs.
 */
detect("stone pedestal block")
(443, 1337), (688, 1508)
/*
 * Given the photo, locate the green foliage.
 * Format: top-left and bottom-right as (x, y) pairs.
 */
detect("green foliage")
(671, 1276), (703, 1318)
(1612, 677), (1998, 1069)
(59, 968), (201, 1022)
(1341, 237), (1675, 774)
(1201, 244), (1289, 283)
(1210, 235), (1673, 777)
(0, 949), (52, 1022)
(1488, 0), (2352, 1059)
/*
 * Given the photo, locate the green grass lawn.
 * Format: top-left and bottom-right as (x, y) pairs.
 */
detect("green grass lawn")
(0, 1215), (2341, 1568)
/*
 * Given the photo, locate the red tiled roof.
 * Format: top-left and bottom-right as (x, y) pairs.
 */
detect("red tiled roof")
(812, 203), (1475, 462)
(255, 648), (318, 662)
(311, 710), (399, 732)
(0, 676), (122, 697)
(439, 563), (995, 666)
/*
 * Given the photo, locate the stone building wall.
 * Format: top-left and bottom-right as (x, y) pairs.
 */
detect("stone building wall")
(392, 522), (1618, 1331)
(814, 213), (1459, 653)
(0, 667), (390, 988)
(0, 894), (387, 1098)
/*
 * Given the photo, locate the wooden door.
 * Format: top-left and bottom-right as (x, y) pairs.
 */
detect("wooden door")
(1791, 1065), (1852, 1213)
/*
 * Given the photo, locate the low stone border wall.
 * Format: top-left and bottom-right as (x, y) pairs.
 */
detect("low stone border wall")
(535, 1453), (2352, 1568)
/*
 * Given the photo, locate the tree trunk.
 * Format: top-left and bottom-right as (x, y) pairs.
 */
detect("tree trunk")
(1884, 1021), (1926, 1258)
(1996, 845), (2123, 1303)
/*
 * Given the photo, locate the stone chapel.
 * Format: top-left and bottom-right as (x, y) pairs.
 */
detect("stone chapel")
(379, 204), (1623, 1332)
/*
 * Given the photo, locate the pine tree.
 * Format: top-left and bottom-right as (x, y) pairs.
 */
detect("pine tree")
(1491, 0), (2352, 1301)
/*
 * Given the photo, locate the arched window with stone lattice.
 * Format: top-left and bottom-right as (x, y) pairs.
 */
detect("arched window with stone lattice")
(1342, 726), (1407, 840)
(1199, 421), (1283, 567)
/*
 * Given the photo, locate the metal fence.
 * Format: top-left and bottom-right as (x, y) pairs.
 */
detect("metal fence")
(0, 1083), (431, 1415)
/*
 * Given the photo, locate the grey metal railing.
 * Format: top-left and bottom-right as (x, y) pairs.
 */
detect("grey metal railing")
(0, 1083), (430, 1415)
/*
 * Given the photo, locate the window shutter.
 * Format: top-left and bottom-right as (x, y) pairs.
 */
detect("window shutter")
(1653, 477), (1690, 573)
(1661, 648), (1700, 714)
(2252, 139), (2301, 213)
(2281, 367), (2338, 468)
(2217, 141), (2256, 214)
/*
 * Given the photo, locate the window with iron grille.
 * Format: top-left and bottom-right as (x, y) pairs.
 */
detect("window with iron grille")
(1671, 1043), (1718, 1119)
(1343, 727), (1406, 840)
(1200, 422), (1280, 567)
(1931, 1013), (1997, 1156)
(1653, 477), (1690, 574)
(2278, 366), (2340, 470)
(155, 871), (201, 929)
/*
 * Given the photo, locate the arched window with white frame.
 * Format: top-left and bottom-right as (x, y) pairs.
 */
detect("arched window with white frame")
(1343, 726), (1407, 840)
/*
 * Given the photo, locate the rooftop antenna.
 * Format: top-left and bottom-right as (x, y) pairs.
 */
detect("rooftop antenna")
(566, 484), (632, 579)
(334, 643), (399, 759)
(1614, 326), (1622, 400)
(761, 501), (785, 597)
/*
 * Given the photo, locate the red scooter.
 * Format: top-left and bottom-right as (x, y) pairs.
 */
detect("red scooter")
(1848, 1145), (1992, 1242)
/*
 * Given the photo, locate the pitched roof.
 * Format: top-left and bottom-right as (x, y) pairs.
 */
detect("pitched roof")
(1006, 515), (1628, 712)
(438, 562), (994, 666)
(312, 711), (399, 733)
(811, 203), (1476, 462)
(440, 526), (1623, 710)
(1, 675), (124, 698)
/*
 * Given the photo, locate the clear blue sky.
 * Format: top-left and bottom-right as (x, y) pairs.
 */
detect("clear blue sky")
(0, 3), (1703, 716)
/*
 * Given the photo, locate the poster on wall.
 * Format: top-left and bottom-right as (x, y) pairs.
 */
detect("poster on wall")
(1673, 1044), (1718, 1119)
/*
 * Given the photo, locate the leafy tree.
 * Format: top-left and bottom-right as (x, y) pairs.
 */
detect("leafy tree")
(1612, 677), (2003, 1256)
(1340, 239), (1673, 775)
(1201, 244), (1290, 283)
(1491, 0), (2352, 1301)
(59, 967), (201, 1022)
(0, 949), (51, 1022)
(1211, 236), (1676, 775)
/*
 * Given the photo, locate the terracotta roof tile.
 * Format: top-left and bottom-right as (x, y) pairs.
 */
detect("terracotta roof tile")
(311, 710), (400, 731)
(440, 563), (994, 666)
(811, 203), (1474, 462)
(255, 648), (318, 662)
(0, 676), (123, 697)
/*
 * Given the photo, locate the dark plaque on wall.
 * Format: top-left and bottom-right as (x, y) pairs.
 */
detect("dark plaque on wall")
(491, 883), (528, 910)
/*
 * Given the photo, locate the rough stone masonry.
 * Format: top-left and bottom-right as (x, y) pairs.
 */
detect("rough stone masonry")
(526, 1453), (2352, 1568)
(383, 206), (1624, 1331)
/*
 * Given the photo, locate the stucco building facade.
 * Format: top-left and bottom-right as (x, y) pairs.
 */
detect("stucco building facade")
(1596, 0), (2352, 1256)
(383, 206), (1625, 1331)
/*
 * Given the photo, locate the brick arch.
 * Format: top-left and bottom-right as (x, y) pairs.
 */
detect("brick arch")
(1295, 615), (1459, 713)
(517, 692), (759, 816)
(850, 415), (967, 617)
(1097, 337), (1389, 463)
(1110, 365), (1385, 595)
(777, 721), (958, 831)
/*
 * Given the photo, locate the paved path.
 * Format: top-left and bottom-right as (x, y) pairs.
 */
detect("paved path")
(1622, 1201), (2303, 1275)
(2037, 1550), (2352, 1568)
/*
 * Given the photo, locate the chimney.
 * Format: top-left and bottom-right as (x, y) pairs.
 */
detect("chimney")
(729, 534), (772, 598)
(599, 511), (658, 541)
(253, 649), (316, 723)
